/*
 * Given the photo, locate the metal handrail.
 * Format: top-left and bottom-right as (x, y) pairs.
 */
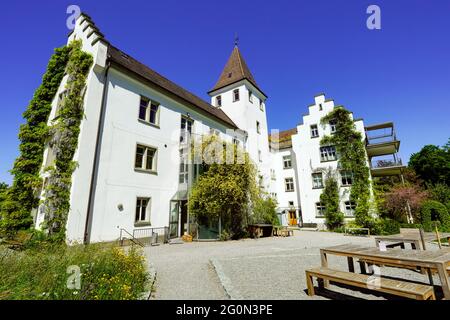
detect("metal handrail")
(132, 227), (170, 245)
(119, 228), (145, 247)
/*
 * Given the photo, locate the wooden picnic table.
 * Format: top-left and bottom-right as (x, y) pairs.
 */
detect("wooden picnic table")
(248, 224), (273, 238)
(320, 243), (450, 300)
(375, 232), (450, 250)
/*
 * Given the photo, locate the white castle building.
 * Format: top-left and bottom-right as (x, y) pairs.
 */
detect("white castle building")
(35, 14), (404, 243)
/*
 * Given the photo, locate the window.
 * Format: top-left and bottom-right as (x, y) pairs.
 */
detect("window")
(312, 173), (324, 189)
(344, 201), (356, 217)
(320, 146), (337, 162)
(288, 201), (294, 206)
(135, 198), (151, 225)
(259, 175), (264, 188)
(285, 178), (295, 192)
(258, 150), (262, 162)
(135, 145), (157, 172)
(270, 192), (277, 199)
(319, 103), (323, 111)
(179, 149), (189, 184)
(310, 124), (319, 138)
(216, 95), (222, 107)
(139, 96), (160, 125)
(270, 169), (276, 180)
(232, 137), (240, 146)
(256, 121), (261, 134)
(330, 119), (337, 133)
(283, 155), (292, 169)
(259, 99), (264, 111)
(180, 117), (193, 143)
(316, 202), (326, 217)
(233, 89), (240, 102)
(249, 90), (253, 103)
(209, 128), (219, 136)
(341, 171), (353, 186)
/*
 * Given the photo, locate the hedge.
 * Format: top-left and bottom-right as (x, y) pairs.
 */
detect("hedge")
(420, 200), (450, 232)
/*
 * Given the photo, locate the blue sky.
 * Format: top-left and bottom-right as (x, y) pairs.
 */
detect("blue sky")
(1, 0), (449, 184)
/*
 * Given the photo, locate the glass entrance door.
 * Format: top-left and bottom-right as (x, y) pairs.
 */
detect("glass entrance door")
(169, 201), (180, 238)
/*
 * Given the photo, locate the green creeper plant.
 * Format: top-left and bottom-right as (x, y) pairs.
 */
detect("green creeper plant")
(0, 45), (71, 237)
(320, 170), (344, 230)
(320, 106), (373, 227)
(41, 40), (93, 241)
(188, 135), (260, 239)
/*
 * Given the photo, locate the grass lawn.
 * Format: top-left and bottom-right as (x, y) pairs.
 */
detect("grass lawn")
(0, 241), (151, 300)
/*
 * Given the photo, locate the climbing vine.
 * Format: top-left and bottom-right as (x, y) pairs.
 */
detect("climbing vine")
(41, 40), (93, 241)
(320, 170), (344, 230)
(321, 106), (373, 227)
(0, 45), (71, 237)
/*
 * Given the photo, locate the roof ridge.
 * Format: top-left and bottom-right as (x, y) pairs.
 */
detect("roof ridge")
(107, 45), (238, 128)
(236, 47), (245, 79)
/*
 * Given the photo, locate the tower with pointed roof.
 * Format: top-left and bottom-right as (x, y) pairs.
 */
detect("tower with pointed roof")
(209, 45), (271, 188)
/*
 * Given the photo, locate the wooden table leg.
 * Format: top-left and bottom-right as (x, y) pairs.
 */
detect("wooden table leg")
(358, 261), (367, 274)
(320, 249), (329, 288)
(436, 263), (450, 300)
(347, 257), (355, 273)
(414, 240), (421, 250)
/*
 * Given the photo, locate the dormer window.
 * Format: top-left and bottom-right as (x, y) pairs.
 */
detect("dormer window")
(216, 95), (222, 107)
(233, 89), (240, 102)
(249, 90), (253, 103)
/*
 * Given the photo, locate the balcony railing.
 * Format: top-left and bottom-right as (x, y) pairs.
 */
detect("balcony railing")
(370, 159), (403, 169)
(365, 122), (397, 146)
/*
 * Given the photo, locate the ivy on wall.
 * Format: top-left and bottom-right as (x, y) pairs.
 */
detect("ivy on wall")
(321, 106), (373, 227)
(42, 40), (93, 241)
(0, 45), (71, 237)
(1, 40), (92, 242)
(320, 170), (344, 230)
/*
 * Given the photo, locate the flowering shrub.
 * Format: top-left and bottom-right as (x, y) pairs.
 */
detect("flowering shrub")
(0, 244), (150, 300)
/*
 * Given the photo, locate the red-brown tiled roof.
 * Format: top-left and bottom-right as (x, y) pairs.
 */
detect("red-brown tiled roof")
(269, 128), (298, 149)
(209, 46), (265, 96)
(107, 45), (238, 129)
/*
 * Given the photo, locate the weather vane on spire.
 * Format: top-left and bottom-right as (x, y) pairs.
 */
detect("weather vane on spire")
(234, 33), (239, 47)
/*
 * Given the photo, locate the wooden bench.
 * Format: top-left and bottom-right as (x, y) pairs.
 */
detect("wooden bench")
(305, 267), (436, 300)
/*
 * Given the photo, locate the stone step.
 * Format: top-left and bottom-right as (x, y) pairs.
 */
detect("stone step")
(168, 238), (184, 245)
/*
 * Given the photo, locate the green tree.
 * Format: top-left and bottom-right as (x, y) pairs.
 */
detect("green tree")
(427, 183), (450, 205)
(320, 170), (344, 230)
(0, 183), (8, 215)
(409, 140), (450, 185)
(188, 135), (259, 239)
(252, 196), (279, 226)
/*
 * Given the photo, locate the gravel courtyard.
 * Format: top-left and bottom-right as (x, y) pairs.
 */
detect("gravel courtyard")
(144, 231), (444, 300)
